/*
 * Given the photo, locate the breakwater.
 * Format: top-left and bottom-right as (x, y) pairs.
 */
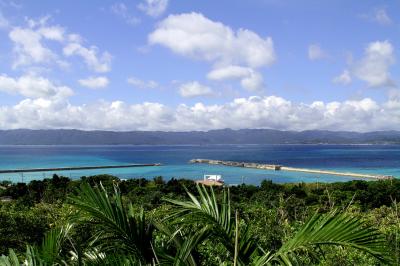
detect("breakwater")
(189, 159), (394, 180)
(0, 163), (162, 174)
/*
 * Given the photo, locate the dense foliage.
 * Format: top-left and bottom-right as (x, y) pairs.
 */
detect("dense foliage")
(0, 174), (399, 265)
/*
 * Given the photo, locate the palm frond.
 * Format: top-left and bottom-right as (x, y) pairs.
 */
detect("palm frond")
(0, 249), (20, 266)
(76, 251), (143, 266)
(269, 210), (393, 265)
(249, 249), (274, 266)
(153, 221), (201, 266)
(165, 185), (232, 234)
(172, 227), (210, 266)
(38, 224), (73, 264)
(164, 184), (258, 264)
(68, 182), (155, 262)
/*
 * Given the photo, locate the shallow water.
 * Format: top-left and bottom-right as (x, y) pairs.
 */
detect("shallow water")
(0, 144), (399, 185)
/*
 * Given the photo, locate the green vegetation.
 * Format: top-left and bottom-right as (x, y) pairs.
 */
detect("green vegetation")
(0, 174), (399, 265)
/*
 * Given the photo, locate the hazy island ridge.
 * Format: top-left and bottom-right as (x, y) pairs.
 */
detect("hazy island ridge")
(0, 128), (399, 145)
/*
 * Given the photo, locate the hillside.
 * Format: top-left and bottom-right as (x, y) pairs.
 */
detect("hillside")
(0, 129), (399, 145)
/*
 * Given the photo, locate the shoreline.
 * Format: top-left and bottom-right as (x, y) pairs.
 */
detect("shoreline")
(189, 159), (395, 180)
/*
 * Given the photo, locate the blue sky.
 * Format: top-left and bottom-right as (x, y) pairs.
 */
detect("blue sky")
(0, 0), (398, 131)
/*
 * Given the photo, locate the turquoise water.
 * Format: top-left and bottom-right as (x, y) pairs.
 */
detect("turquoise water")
(0, 145), (399, 185)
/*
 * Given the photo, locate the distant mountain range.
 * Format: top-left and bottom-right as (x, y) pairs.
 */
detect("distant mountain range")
(0, 129), (399, 145)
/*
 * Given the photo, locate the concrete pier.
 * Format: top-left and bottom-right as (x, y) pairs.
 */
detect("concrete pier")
(189, 159), (394, 180)
(0, 163), (162, 174)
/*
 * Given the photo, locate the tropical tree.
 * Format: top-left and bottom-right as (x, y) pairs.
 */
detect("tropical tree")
(67, 182), (203, 265)
(0, 224), (72, 265)
(67, 182), (159, 265)
(0, 182), (393, 265)
(164, 185), (393, 265)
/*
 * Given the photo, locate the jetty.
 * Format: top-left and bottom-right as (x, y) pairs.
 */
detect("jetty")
(189, 159), (394, 180)
(0, 163), (162, 174)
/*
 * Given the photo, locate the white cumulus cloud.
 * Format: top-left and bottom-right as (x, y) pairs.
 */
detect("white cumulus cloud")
(8, 16), (111, 73)
(0, 74), (73, 99)
(79, 76), (109, 89)
(149, 12), (276, 68)
(179, 81), (214, 98)
(207, 65), (264, 91)
(37, 25), (65, 41)
(149, 12), (274, 91)
(138, 0), (168, 18)
(0, 95), (398, 132)
(9, 27), (59, 68)
(63, 42), (112, 73)
(353, 40), (395, 87)
(335, 40), (395, 88)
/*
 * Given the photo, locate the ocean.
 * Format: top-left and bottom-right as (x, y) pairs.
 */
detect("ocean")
(0, 144), (399, 185)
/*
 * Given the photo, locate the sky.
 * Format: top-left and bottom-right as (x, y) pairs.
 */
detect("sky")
(0, 0), (399, 132)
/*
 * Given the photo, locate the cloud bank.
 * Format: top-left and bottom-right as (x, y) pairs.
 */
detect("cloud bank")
(0, 94), (399, 132)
